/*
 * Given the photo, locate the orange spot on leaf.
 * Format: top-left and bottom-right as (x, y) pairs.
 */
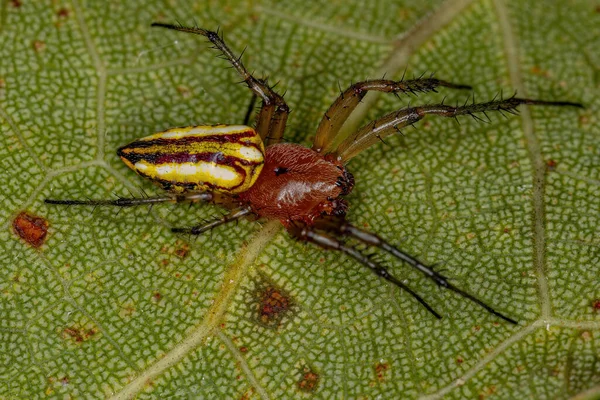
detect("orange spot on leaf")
(373, 362), (390, 383)
(258, 286), (292, 328)
(545, 159), (558, 171)
(13, 211), (49, 248)
(57, 8), (70, 18)
(32, 40), (46, 52)
(297, 368), (319, 393)
(175, 242), (190, 258)
(62, 325), (98, 343)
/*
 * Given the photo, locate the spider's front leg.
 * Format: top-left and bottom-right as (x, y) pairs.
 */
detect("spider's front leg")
(45, 192), (213, 207)
(289, 223), (442, 319)
(335, 95), (583, 161)
(313, 77), (471, 154)
(151, 23), (289, 145)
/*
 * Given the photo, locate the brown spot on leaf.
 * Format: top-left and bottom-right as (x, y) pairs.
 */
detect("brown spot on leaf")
(61, 325), (98, 343)
(545, 159), (558, 171)
(515, 364), (525, 372)
(175, 242), (190, 258)
(152, 291), (162, 303)
(530, 66), (550, 78)
(239, 388), (254, 400)
(255, 284), (293, 329)
(176, 85), (192, 98)
(297, 367), (319, 393)
(10, 0), (22, 8)
(581, 331), (592, 341)
(456, 356), (464, 364)
(374, 362), (390, 382)
(13, 211), (49, 248)
(592, 299), (600, 311)
(160, 240), (190, 259)
(239, 346), (248, 353)
(57, 8), (70, 18)
(119, 302), (136, 319)
(478, 384), (497, 399)
(579, 114), (591, 126)
(32, 40), (46, 52)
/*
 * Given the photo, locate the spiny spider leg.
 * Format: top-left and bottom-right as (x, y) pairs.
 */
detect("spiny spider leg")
(335, 222), (518, 324)
(172, 207), (252, 235)
(313, 78), (471, 154)
(45, 192), (213, 207)
(151, 23), (289, 145)
(337, 96), (583, 161)
(292, 226), (442, 319)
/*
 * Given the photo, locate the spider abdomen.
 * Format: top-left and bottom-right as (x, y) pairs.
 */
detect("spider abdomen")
(239, 143), (353, 226)
(117, 125), (265, 194)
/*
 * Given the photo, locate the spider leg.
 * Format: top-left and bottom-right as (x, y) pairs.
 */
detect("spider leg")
(243, 93), (258, 126)
(151, 23), (289, 145)
(171, 207), (252, 235)
(290, 225), (442, 319)
(45, 192), (213, 207)
(313, 78), (471, 154)
(336, 95), (583, 162)
(334, 221), (518, 324)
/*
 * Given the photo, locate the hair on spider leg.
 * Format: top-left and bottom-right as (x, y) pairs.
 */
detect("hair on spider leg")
(375, 134), (387, 145)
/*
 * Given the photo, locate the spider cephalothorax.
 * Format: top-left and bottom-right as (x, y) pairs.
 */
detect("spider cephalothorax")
(239, 143), (353, 226)
(46, 23), (582, 324)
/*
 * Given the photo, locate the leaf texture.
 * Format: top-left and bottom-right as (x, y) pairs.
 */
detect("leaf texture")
(0, 0), (598, 398)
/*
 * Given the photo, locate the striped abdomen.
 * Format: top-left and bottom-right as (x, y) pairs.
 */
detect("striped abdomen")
(117, 125), (265, 194)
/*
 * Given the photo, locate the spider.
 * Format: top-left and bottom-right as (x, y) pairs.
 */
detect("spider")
(46, 23), (582, 324)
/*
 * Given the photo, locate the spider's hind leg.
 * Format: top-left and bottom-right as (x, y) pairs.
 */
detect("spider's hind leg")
(336, 95), (583, 161)
(313, 77), (471, 154)
(289, 223), (442, 319)
(329, 221), (518, 324)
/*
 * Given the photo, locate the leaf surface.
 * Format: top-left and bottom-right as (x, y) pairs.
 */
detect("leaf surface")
(1, 0), (598, 398)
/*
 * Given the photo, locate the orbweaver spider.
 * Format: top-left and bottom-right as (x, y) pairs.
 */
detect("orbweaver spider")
(46, 23), (582, 324)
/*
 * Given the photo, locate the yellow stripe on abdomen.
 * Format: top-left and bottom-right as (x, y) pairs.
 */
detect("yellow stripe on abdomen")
(118, 125), (265, 194)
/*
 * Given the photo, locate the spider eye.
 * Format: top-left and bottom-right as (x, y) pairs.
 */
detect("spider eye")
(274, 166), (288, 176)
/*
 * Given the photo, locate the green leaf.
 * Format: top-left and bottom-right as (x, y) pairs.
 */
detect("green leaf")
(1, 0), (598, 398)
